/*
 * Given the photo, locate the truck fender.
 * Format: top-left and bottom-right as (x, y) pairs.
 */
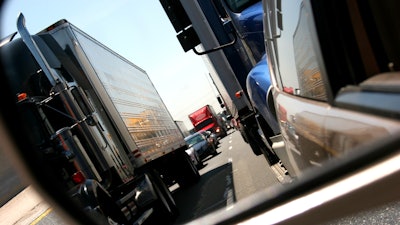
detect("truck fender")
(267, 86), (278, 123)
(246, 54), (280, 135)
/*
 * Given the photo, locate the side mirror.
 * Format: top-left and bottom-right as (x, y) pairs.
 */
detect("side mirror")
(334, 72), (400, 118)
(160, 0), (236, 55)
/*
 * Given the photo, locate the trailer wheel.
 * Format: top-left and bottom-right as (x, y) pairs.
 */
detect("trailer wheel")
(148, 170), (178, 221)
(177, 151), (200, 188)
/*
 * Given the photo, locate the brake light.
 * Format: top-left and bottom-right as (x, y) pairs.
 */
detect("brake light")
(283, 87), (294, 94)
(17, 93), (27, 101)
(72, 171), (86, 184)
(132, 149), (142, 158)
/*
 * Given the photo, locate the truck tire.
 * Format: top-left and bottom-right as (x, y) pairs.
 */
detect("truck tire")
(177, 151), (200, 188)
(246, 129), (263, 156)
(248, 124), (279, 165)
(256, 114), (274, 147)
(240, 123), (263, 156)
(148, 170), (179, 221)
(255, 115), (280, 165)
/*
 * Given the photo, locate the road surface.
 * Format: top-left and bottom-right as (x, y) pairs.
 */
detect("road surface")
(1, 130), (399, 224)
(171, 130), (282, 224)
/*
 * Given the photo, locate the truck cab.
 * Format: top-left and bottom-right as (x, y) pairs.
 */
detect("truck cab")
(189, 105), (227, 138)
(263, 0), (400, 177)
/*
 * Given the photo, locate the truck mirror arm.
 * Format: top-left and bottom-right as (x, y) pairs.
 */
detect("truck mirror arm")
(192, 33), (236, 55)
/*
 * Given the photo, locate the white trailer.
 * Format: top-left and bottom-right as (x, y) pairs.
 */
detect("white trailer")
(1, 14), (200, 224)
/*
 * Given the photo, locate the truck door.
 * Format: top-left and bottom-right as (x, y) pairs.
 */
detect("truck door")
(263, 0), (332, 176)
(314, 0), (400, 158)
(264, 0), (400, 178)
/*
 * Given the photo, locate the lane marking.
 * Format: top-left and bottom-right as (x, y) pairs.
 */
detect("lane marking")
(225, 158), (235, 210)
(30, 208), (52, 225)
(225, 189), (234, 211)
(228, 146), (233, 150)
(225, 174), (234, 211)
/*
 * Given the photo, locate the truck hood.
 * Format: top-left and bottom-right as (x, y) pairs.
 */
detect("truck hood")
(230, 1), (265, 61)
(237, 1), (263, 34)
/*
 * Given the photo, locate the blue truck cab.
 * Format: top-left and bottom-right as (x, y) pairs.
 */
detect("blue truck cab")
(221, 0), (265, 62)
(222, 0), (280, 139)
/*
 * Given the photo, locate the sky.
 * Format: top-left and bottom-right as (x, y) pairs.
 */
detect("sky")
(0, 0), (222, 130)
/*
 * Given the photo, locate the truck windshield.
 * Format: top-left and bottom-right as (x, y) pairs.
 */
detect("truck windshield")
(223, 0), (260, 13)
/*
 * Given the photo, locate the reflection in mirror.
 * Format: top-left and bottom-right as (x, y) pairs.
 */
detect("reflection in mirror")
(0, 0), (399, 224)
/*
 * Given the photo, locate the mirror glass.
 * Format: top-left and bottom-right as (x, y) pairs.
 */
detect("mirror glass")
(1, 0), (399, 224)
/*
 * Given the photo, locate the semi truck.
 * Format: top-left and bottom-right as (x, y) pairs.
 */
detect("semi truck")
(160, 0), (282, 168)
(0, 13), (200, 224)
(188, 104), (227, 138)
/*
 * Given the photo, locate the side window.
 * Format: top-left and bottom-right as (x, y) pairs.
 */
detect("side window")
(267, 0), (400, 104)
(266, 0), (328, 101)
(292, 4), (327, 101)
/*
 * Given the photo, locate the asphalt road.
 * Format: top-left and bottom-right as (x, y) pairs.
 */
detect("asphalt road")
(1, 129), (281, 225)
(171, 130), (282, 224)
(0, 149), (27, 207)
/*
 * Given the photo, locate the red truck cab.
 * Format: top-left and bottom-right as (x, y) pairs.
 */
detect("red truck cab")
(189, 105), (227, 138)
